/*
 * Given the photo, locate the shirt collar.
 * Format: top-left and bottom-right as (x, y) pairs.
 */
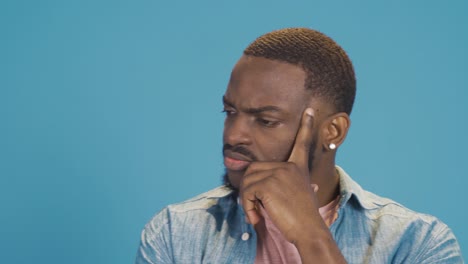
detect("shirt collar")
(336, 166), (379, 210)
(204, 185), (233, 199)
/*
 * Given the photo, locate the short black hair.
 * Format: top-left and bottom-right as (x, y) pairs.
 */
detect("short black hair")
(244, 28), (356, 115)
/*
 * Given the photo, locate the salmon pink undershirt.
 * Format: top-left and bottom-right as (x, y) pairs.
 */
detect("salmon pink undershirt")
(254, 193), (340, 264)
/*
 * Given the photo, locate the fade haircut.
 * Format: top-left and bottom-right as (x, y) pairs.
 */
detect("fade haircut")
(244, 28), (356, 115)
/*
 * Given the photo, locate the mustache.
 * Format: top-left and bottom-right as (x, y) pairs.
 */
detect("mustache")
(223, 144), (258, 161)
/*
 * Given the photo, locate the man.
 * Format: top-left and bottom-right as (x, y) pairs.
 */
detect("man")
(136, 28), (463, 263)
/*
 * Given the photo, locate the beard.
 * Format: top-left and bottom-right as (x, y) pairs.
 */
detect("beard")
(221, 141), (316, 192)
(222, 169), (235, 190)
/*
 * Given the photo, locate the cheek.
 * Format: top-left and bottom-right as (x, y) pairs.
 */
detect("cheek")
(256, 130), (296, 162)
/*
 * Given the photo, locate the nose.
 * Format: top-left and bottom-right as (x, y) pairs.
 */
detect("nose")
(223, 114), (252, 146)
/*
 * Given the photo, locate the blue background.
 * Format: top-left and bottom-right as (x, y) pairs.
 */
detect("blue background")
(1, 0), (466, 263)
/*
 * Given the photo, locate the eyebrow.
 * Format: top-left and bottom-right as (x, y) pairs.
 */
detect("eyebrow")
(222, 96), (283, 114)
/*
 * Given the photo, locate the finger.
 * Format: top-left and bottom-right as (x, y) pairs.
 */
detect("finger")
(311, 183), (319, 193)
(241, 188), (264, 225)
(287, 108), (315, 168)
(245, 204), (261, 225)
(240, 173), (274, 225)
(244, 161), (285, 175)
(241, 169), (276, 194)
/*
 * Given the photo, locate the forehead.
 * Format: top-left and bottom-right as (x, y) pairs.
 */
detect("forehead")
(225, 55), (309, 111)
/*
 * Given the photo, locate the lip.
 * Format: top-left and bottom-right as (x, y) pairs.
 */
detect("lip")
(223, 150), (252, 171)
(224, 156), (251, 171)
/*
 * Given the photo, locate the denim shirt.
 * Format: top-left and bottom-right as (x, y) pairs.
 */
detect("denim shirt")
(136, 167), (463, 263)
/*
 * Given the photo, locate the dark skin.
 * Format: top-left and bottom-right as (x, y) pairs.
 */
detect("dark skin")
(223, 55), (350, 263)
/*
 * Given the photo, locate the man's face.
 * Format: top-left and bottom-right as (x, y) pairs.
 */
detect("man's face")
(222, 55), (320, 189)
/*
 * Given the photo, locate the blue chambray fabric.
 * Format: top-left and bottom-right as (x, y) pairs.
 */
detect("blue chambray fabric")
(135, 167), (464, 263)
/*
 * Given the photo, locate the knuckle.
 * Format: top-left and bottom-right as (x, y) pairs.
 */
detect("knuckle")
(269, 168), (283, 179)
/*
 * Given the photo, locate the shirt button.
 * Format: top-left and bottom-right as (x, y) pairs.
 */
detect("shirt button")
(241, 232), (250, 241)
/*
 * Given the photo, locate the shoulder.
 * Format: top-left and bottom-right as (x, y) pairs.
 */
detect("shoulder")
(357, 187), (451, 238)
(341, 168), (451, 235)
(359, 188), (439, 223)
(140, 185), (235, 244)
(144, 185), (235, 228)
(360, 192), (462, 262)
(136, 186), (236, 263)
(336, 167), (463, 262)
(337, 166), (444, 225)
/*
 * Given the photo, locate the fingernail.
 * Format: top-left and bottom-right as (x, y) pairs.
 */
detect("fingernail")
(311, 184), (319, 193)
(306, 108), (314, 116)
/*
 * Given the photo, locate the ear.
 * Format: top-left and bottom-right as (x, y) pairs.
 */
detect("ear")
(321, 112), (351, 151)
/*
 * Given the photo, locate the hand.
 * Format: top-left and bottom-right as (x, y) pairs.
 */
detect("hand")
(240, 108), (325, 244)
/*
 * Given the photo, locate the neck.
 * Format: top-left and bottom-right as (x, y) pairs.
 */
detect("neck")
(310, 160), (340, 207)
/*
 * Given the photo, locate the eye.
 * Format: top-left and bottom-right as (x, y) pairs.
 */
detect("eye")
(257, 118), (280, 127)
(221, 109), (236, 116)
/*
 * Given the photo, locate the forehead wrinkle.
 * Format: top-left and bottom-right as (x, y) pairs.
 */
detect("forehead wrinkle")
(224, 95), (287, 115)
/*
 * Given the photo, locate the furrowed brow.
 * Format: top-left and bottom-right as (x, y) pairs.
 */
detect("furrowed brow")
(223, 96), (283, 114)
(244, 106), (282, 114)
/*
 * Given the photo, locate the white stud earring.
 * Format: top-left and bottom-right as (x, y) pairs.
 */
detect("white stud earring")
(329, 143), (336, 150)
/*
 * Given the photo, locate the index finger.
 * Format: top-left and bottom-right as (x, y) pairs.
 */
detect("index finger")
(287, 108), (315, 168)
